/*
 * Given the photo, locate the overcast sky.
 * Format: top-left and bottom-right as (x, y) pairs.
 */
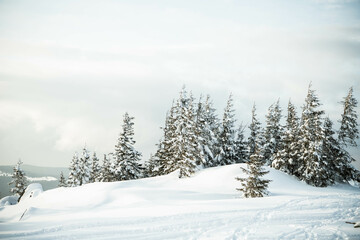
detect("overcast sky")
(0, 0), (359, 169)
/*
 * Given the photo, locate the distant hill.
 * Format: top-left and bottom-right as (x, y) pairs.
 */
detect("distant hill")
(0, 165), (69, 198)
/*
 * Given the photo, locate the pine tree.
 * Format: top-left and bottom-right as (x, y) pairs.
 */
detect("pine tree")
(263, 100), (283, 166)
(155, 103), (179, 175)
(78, 146), (91, 185)
(171, 89), (199, 178)
(323, 117), (359, 183)
(90, 152), (101, 183)
(272, 100), (300, 175)
(67, 153), (80, 187)
(215, 94), (237, 166)
(248, 103), (263, 159)
(234, 124), (248, 163)
(58, 171), (67, 187)
(9, 159), (28, 200)
(338, 87), (359, 147)
(113, 112), (143, 181)
(298, 84), (328, 187)
(236, 142), (271, 198)
(99, 154), (114, 182)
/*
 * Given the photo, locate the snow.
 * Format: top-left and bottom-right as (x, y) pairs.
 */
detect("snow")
(0, 164), (359, 239)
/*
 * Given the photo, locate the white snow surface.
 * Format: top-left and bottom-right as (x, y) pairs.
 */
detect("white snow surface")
(0, 164), (359, 239)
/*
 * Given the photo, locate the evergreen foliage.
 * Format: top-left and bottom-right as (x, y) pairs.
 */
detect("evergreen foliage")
(215, 94), (237, 166)
(90, 152), (101, 183)
(99, 154), (114, 182)
(9, 159), (28, 200)
(234, 124), (248, 163)
(67, 153), (80, 187)
(338, 87), (359, 147)
(58, 171), (67, 187)
(247, 104), (263, 159)
(78, 146), (91, 186)
(263, 100), (283, 166)
(113, 112), (143, 181)
(298, 84), (328, 187)
(236, 144), (271, 198)
(272, 100), (300, 175)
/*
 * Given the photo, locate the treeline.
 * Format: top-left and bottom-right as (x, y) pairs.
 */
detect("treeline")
(60, 84), (359, 188)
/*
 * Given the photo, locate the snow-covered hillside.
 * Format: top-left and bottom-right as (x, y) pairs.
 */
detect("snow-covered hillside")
(0, 164), (359, 239)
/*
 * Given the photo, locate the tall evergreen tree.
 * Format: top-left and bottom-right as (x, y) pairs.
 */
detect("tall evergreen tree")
(99, 154), (114, 182)
(263, 100), (283, 166)
(298, 84), (328, 187)
(171, 89), (199, 178)
(248, 103), (263, 159)
(90, 152), (101, 183)
(153, 103), (178, 176)
(338, 87), (359, 147)
(236, 140), (271, 198)
(67, 153), (80, 187)
(113, 112), (143, 181)
(9, 159), (28, 200)
(272, 100), (300, 175)
(58, 171), (67, 187)
(215, 94), (237, 166)
(78, 146), (91, 186)
(234, 124), (248, 163)
(194, 95), (220, 167)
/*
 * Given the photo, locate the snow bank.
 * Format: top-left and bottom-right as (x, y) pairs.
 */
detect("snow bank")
(0, 195), (18, 206)
(20, 183), (43, 203)
(0, 164), (359, 239)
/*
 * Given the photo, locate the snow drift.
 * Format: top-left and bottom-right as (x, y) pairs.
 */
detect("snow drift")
(0, 164), (359, 239)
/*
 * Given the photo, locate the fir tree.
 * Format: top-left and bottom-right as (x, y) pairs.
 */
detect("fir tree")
(215, 94), (237, 166)
(78, 146), (91, 185)
(193, 95), (220, 167)
(113, 112), (143, 181)
(338, 87), (359, 147)
(248, 103), (263, 159)
(9, 159), (28, 200)
(67, 153), (80, 187)
(234, 124), (248, 163)
(99, 154), (114, 182)
(58, 171), (67, 187)
(172, 89), (199, 178)
(263, 100), (283, 166)
(272, 100), (300, 175)
(298, 84), (328, 187)
(236, 143), (271, 198)
(90, 152), (101, 183)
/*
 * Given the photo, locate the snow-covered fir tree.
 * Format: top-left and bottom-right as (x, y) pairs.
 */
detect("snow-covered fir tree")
(323, 117), (359, 183)
(171, 89), (199, 178)
(90, 152), (101, 183)
(234, 124), (248, 163)
(99, 154), (114, 182)
(193, 95), (207, 167)
(247, 103), (263, 159)
(338, 87), (359, 147)
(298, 84), (329, 187)
(215, 94), (237, 166)
(263, 100), (283, 166)
(67, 153), (80, 187)
(58, 171), (67, 187)
(236, 142), (271, 198)
(9, 159), (28, 200)
(272, 100), (300, 175)
(113, 112), (143, 181)
(78, 146), (91, 186)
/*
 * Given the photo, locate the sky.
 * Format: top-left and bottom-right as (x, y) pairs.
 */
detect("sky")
(0, 0), (359, 168)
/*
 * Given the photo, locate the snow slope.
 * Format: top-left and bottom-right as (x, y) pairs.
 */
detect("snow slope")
(0, 164), (359, 239)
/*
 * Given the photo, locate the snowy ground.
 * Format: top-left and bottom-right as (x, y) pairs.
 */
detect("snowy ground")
(0, 164), (359, 239)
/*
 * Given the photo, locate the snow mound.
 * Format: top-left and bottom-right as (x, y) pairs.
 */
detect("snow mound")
(0, 164), (359, 239)
(0, 195), (18, 206)
(20, 183), (43, 203)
